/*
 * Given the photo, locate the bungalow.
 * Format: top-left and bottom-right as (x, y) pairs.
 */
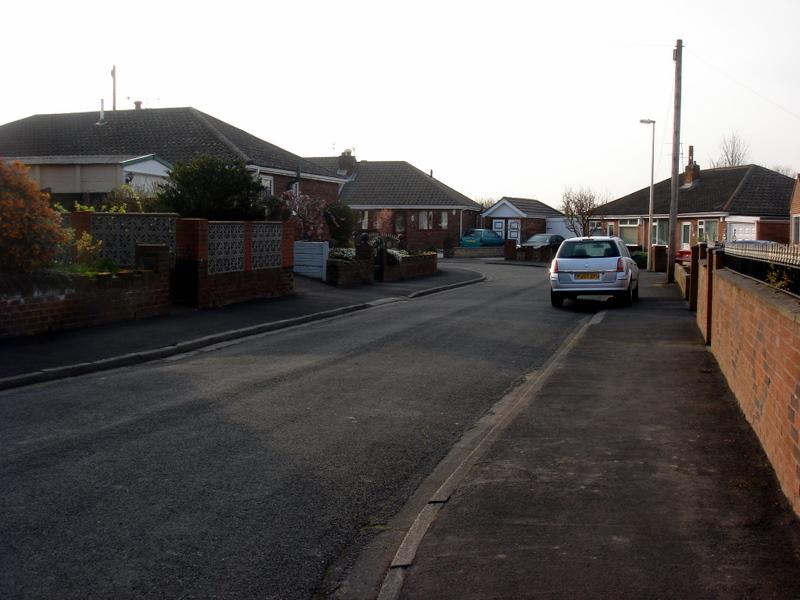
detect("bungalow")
(0, 106), (346, 207)
(593, 149), (794, 248)
(307, 151), (481, 250)
(479, 197), (570, 244)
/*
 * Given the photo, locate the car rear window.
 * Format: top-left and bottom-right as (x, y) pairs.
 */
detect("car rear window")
(558, 240), (619, 258)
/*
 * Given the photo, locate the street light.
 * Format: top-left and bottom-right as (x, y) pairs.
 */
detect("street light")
(640, 118), (656, 270)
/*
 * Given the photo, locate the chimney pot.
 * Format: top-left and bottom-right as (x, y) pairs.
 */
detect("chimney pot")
(337, 150), (356, 177)
(134, 100), (143, 110)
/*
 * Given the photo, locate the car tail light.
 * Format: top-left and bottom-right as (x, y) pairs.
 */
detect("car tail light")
(616, 258), (624, 272)
(552, 259), (558, 273)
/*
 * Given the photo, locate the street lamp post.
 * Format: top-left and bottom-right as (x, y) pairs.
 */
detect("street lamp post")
(640, 119), (656, 271)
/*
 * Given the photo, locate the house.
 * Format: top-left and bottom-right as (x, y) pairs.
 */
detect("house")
(307, 151), (481, 250)
(593, 149), (794, 248)
(479, 197), (569, 244)
(791, 175), (800, 244)
(0, 106), (346, 207)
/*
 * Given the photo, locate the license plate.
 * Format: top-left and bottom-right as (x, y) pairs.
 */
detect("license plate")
(575, 272), (600, 280)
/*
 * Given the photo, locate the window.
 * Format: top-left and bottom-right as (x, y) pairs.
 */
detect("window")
(607, 223), (615, 236)
(619, 218), (639, 245)
(358, 210), (369, 230)
(698, 220), (705, 242)
(395, 213), (406, 234)
(705, 220), (719, 242)
(258, 174), (274, 197)
(651, 219), (668, 245)
(440, 210), (448, 230)
(419, 210), (433, 230)
(588, 220), (603, 235)
(558, 240), (620, 258)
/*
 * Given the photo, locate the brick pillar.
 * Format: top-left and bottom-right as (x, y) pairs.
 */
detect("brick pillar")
(703, 248), (722, 345)
(282, 219), (295, 269)
(504, 239), (516, 260)
(689, 245), (700, 311)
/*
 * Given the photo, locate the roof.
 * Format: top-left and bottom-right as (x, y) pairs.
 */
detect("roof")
(305, 158), (481, 210)
(0, 107), (342, 180)
(594, 165), (793, 219)
(485, 196), (564, 218)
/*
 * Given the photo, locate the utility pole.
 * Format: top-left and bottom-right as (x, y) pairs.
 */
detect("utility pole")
(111, 65), (117, 111)
(667, 39), (682, 283)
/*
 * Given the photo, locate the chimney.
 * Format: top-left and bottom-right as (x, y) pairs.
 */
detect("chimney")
(683, 144), (700, 185)
(95, 99), (107, 126)
(337, 149), (356, 177)
(134, 100), (143, 110)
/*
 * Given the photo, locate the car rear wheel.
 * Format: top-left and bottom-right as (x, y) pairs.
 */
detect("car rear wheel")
(616, 284), (633, 307)
(550, 290), (564, 308)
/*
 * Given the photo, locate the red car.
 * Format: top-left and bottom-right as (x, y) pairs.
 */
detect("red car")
(675, 248), (692, 265)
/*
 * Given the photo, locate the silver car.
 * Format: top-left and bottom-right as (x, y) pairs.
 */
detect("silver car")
(549, 236), (639, 307)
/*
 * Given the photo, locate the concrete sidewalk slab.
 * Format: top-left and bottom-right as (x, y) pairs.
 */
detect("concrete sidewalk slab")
(395, 272), (800, 599)
(0, 265), (483, 389)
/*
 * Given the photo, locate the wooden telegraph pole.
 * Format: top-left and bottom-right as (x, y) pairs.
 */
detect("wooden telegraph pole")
(668, 39), (682, 283)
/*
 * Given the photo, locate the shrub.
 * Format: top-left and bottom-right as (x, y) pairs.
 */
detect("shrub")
(157, 155), (265, 220)
(631, 251), (648, 268)
(0, 161), (68, 272)
(325, 202), (355, 247)
(329, 247), (357, 261)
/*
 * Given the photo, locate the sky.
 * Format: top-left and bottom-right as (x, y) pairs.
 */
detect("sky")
(3, 0), (799, 208)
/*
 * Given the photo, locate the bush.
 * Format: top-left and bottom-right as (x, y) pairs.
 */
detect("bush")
(157, 155), (265, 220)
(329, 247), (357, 261)
(0, 161), (68, 272)
(325, 202), (355, 247)
(631, 251), (648, 268)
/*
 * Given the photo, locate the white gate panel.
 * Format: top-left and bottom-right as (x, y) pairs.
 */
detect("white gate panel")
(293, 241), (329, 279)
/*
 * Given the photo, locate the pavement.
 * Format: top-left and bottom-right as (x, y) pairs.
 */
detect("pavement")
(0, 263), (485, 390)
(369, 271), (800, 600)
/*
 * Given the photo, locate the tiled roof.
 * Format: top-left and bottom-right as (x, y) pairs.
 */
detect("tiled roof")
(306, 158), (480, 210)
(594, 165), (793, 218)
(494, 196), (564, 218)
(0, 107), (340, 179)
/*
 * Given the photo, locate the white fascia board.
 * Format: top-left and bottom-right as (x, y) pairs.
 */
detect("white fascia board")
(347, 205), (480, 211)
(597, 211), (730, 219)
(249, 165), (346, 184)
(120, 154), (173, 169)
(724, 216), (760, 223)
(481, 199), (525, 218)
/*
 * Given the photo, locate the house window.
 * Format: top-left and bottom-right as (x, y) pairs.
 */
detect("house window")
(607, 223), (615, 236)
(258, 174), (274, 197)
(698, 220), (705, 242)
(395, 213), (406, 234)
(440, 210), (448, 230)
(359, 210), (369, 230)
(589, 220), (603, 235)
(651, 219), (668, 245)
(792, 216), (799, 244)
(619, 218), (639, 245)
(419, 210), (434, 230)
(699, 219), (719, 243)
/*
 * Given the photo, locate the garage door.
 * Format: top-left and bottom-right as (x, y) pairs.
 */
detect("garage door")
(727, 222), (756, 241)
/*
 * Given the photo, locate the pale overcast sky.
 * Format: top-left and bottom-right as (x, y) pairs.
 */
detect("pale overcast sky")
(4, 0), (799, 208)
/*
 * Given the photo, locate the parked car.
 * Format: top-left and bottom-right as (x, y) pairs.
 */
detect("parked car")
(675, 248), (692, 265)
(460, 229), (505, 247)
(549, 236), (639, 307)
(521, 233), (564, 250)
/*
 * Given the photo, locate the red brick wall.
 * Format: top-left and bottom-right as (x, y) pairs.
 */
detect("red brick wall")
(0, 245), (170, 338)
(198, 268), (293, 307)
(272, 175), (340, 204)
(756, 220), (790, 243)
(382, 254), (437, 282)
(697, 262), (800, 516)
(387, 208), (477, 251)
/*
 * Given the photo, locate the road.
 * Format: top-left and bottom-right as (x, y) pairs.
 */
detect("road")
(0, 262), (596, 599)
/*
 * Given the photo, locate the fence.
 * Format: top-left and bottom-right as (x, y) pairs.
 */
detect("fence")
(293, 242), (329, 280)
(90, 213), (177, 267)
(722, 241), (800, 296)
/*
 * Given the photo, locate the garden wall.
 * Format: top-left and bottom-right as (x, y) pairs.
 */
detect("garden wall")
(382, 254), (437, 282)
(695, 252), (800, 516)
(450, 247), (504, 258)
(0, 244), (170, 338)
(326, 259), (374, 287)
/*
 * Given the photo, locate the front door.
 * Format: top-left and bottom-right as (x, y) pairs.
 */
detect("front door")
(681, 222), (691, 249)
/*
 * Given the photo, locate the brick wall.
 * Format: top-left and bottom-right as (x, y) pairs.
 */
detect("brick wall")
(326, 259), (374, 287)
(174, 219), (295, 308)
(272, 175), (340, 204)
(382, 254), (437, 282)
(757, 220), (790, 243)
(696, 257), (800, 516)
(792, 177), (800, 215)
(0, 244), (170, 338)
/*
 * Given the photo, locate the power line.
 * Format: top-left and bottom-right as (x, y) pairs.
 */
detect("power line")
(686, 48), (800, 123)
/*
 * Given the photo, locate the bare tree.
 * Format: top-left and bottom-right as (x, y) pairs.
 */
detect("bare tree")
(710, 132), (750, 168)
(560, 187), (600, 237)
(474, 197), (498, 210)
(772, 164), (796, 177)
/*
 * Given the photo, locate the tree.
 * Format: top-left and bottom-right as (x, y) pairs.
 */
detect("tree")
(280, 189), (330, 241)
(0, 161), (68, 272)
(560, 187), (600, 237)
(710, 132), (750, 168)
(772, 165), (796, 177)
(474, 197), (498, 210)
(324, 202), (355, 247)
(157, 155), (265, 220)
